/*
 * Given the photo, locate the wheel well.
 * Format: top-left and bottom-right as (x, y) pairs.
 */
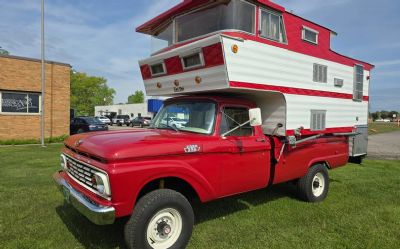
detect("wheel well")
(311, 161), (331, 169)
(136, 177), (200, 204)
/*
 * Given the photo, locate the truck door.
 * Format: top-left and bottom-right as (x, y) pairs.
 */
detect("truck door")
(218, 106), (270, 196)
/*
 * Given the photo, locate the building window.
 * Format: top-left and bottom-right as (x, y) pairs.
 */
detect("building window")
(220, 107), (253, 136)
(302, 26), (319, 44)
(259, 9), (287, 43)
(353, 65), (364, 101)
(334, 78), (344, 87)
(313, 63), (328, 83)
(311, 110), (326, 131)
(0, 91), (40, 114)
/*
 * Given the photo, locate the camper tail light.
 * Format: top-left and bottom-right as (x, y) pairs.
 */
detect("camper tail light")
(195, 76), (202, 84)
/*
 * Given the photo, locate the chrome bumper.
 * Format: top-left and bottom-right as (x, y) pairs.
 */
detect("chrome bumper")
(53, 171), (115, 225)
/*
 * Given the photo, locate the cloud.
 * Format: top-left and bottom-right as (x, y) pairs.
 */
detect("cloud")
(374, 59), (400, 67)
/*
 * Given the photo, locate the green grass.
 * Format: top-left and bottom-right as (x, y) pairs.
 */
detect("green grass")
(0, 145), (399, 249)
(369, 122), (400, 135)
(0, 135), (69, 145)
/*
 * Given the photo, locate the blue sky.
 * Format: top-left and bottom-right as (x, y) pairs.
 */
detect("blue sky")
(0, 0), (399, 111)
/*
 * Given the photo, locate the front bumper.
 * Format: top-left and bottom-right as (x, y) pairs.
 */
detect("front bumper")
(53, 171), (115, 225)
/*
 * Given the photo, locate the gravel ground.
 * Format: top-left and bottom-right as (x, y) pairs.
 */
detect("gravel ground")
(367, 131), (400, 160)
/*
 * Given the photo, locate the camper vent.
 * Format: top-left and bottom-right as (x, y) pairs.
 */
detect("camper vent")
(150, 63), (166, 76)
(310, 110), (326, 131)
(181, 52), (204, 70)
(313, 64), (328, 83)
(334, 78), (344, 87)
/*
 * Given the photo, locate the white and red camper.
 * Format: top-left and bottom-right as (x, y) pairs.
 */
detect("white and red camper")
(138, 0), (373, 158)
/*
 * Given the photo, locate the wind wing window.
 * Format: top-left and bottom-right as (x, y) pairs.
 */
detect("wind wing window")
(353, 65), (364, 101)
(260, 9), (287, 43)
(220, 107), (253, 136)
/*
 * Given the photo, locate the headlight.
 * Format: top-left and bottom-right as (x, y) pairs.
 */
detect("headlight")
(93, 172), (111, 196)
(60, 154), (67, 171)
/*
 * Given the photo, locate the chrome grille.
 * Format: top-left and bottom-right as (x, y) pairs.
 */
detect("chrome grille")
(65, 155), (100, 192)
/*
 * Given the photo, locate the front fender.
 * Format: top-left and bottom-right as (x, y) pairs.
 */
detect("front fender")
(109, 159), (218, 217)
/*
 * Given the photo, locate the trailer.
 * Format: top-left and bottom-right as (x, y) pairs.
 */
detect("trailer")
(53, 1), (374, 249)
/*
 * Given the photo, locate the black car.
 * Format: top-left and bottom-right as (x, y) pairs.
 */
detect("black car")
(70, 117), (109, 135)
(130, 117), (152, 128)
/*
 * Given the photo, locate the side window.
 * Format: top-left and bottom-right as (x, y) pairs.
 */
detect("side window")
(220, 107), (253, 136)
(302, 26), (319, 44)
(353, 65), (364, 101)
(260, 9), (287, 43)
(313, 63), (328, 83)
(310, 110), (326, 131)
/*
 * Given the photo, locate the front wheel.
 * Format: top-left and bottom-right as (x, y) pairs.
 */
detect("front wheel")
(297, 164), (329, 202)
(124, 189), (194, 249)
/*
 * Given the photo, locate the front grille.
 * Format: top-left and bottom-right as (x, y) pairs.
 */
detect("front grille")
(65, 155), (101, 193)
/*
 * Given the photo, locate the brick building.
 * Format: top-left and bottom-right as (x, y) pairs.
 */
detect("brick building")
(0, 55), (71, 141)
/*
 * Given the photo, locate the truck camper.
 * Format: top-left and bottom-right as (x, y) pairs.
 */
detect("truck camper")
(54, 1), (374, 248)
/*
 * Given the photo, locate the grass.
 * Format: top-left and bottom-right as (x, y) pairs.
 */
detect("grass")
(369, 122), (400, 135)
(0, 145), (399, 249)
(0, 135), (69, 146)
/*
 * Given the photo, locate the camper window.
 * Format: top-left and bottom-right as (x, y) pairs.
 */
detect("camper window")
(353, 65), (364, 101)
(313, 63), (328, 83)
(175, 0), (255, 42)
(259, 9), (287, 43)
(302, 26), (319, 44)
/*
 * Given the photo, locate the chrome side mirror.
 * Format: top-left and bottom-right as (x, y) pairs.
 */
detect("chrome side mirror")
(249, 108), (262, 127)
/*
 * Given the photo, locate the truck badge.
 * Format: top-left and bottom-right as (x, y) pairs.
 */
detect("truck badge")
(184, 145), (201, 153)
(75, 139), (83, 147)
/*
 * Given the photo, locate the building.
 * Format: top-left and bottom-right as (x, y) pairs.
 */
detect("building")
(95, 99), (163, 119)
(0, 55), (71, 141)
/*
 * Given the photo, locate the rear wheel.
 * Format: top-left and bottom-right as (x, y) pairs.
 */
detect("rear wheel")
(297, 164), (329, 202)
(125, 189), (194, 249)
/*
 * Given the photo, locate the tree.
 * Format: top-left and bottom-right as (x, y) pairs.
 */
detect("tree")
(380, 111), (390, 120)
(127, 90), (145, 104)
(70, 71), (116, 116)
(0, 46), (9, 55)
(371, 112), (380, 121)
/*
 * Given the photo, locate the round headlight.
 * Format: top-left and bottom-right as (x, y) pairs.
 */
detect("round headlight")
(60, 154), (67, 171)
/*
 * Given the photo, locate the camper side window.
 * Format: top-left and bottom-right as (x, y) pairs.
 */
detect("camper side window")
(353, 65), (364, 101)
(310, 110), (326, 131)
(259, 9), (287, 43)
(313, 63), (328, 83)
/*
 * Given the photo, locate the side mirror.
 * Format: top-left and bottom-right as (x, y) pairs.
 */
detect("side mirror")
(249, 108), (262, 127)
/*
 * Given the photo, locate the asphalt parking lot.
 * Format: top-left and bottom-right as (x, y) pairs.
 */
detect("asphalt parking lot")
(368, 131), (400, 160)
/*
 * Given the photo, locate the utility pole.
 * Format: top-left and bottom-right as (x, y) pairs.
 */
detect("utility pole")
(41, 0), (46, 147)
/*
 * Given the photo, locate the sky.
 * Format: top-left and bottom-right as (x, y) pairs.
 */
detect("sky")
(0, 0), (399, 111)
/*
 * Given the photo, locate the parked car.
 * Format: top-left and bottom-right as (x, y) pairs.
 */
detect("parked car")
(95, 116), (111, 125)
(160, 117), (187, 128)
(112, 115), (130, 126)
(375, 119), (391, 123)
(70, 117), (108, 135)
(130, 117), (152, 128)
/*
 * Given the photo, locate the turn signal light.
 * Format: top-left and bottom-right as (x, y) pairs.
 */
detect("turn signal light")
(231, 44), (239, 54)
(156, 82), (162, 89)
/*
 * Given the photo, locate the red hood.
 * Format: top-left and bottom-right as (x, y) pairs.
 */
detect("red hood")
(64, 129), (210, 162)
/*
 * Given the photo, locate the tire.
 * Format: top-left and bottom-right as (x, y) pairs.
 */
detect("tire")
(124, 189), (194, 249)
(297, 164), (329, 202)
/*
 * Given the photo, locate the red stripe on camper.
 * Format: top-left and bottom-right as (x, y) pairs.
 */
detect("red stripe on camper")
(230, 81), (369, 101)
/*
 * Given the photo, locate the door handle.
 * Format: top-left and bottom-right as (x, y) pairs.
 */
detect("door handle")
(256, 138), (266, 143)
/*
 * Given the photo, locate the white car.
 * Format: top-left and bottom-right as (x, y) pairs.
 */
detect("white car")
(375, 119), (391, 123)
(95, 116), (111, 125)
(161, 117), (187, 128)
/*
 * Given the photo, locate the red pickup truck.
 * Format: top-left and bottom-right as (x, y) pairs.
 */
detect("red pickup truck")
(54, 95), (349, 249)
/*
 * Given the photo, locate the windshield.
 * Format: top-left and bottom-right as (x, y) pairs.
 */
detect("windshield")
(151, 0), (255, 53)
(151, 101), (216, 135)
